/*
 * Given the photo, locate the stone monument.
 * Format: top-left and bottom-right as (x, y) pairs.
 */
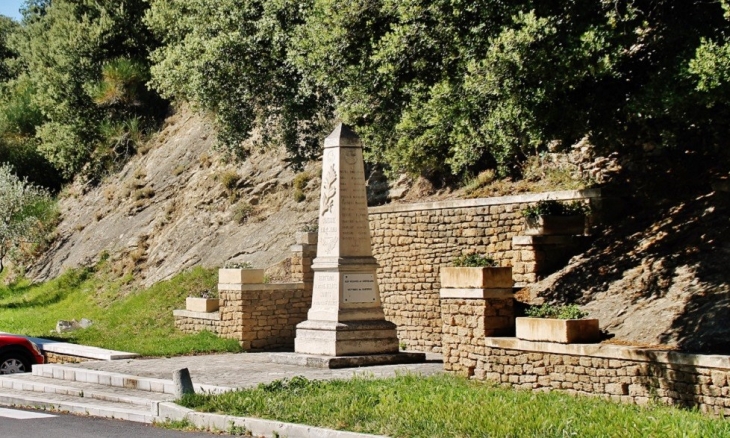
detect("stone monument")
(293, 124), (402, 358)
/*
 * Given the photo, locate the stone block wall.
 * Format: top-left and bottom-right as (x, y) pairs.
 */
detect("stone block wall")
(369, 189), (601, 353)
(219, 284), (312, 351)
(43, 352), (90, 364)
(441, 297), (513, 376)
(441, 293), (730, 415)
(478, 339), (730, 415)
(173, 310), (221, 334)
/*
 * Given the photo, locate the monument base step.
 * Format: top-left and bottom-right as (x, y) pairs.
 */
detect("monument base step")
(269, 352), (427, 369)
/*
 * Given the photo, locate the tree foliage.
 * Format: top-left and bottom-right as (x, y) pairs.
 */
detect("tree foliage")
(145, 0), (333, 167)
(293, 0), (730, 178)
(4, 0), (165, 180)
(0, 164), (54, 274)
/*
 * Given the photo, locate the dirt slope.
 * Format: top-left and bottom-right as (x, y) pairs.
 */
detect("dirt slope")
(524, 153), (730, 353)
(31, 108), (320, 286)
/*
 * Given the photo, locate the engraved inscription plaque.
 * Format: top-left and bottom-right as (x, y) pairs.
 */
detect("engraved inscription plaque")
(343, 274), (376, 303)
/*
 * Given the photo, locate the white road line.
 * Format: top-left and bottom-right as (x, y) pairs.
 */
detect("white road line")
(0, 408), (56, 419)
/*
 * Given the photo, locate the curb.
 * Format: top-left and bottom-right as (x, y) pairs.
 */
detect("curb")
(158, 402), (388, 438)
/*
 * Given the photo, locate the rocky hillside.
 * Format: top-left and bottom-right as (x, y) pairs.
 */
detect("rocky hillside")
(31, 108), (321, 287)
(524, 152), (730, 354)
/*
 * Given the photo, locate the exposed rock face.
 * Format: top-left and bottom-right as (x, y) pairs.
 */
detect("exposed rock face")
(31, 109), (320, 286)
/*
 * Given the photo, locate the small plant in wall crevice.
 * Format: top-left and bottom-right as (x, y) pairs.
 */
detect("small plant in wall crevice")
(452, 253), (497, 267)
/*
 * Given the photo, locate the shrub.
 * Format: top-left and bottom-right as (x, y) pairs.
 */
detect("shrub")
(223, 261), (253, 269)
(452, 254), (497, 268)
(522, 200), (590, 219)
(0, 163), (55, 274)
(232, 202), (254, 224)
(220, 170), (239, 191)
(525, 304), (587, 320)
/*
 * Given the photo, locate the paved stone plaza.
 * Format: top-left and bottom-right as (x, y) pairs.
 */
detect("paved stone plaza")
(60, 352), (444, 389)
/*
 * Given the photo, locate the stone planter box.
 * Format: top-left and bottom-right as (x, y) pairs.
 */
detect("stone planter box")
(524, 215), (585, 236)
(295, 231), (318, 245)
(186, 297), (220, 313)
(219, 268), (265, 284)
(515, 317), (600, 344)
(440, 267), (513, 289)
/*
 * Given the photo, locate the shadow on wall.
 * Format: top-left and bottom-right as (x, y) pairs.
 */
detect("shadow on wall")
(531, 151), (730, 354)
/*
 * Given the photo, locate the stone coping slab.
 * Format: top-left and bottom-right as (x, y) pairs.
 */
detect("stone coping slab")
(485, 337), (730, 370)
(512, 235), (585, 246)
(172, 309), (221, 320)
(0, 332), (139, 361)
(368, 188), (601, 214)
(439, 288), (514, 299)
(218, 282), (305, 292)
(269, 352), (427, 369)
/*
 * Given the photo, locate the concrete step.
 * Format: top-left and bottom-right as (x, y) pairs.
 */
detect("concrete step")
(31, 363), (230, 395)
(0, 386), (158, 423)
(0, 373), (173, 409)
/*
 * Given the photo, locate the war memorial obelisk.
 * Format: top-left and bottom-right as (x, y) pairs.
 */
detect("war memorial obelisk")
(293, 124), (422, 363)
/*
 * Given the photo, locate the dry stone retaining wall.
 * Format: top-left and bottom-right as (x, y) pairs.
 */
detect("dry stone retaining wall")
(480, 339), (730, 415)
(441, 296), (730, 415)
(219, 284), (311, 351)
(174, 310), (221, 335)
(369, 189), (601, 353)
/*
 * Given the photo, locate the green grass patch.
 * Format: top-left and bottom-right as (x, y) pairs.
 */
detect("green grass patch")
(178, 374), (730, 437)
(0, 265), (241, 356)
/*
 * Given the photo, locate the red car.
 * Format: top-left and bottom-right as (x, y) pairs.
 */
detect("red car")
(0, 334), (45, 374)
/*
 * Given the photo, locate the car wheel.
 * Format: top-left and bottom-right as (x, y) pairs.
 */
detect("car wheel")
(0, 353), (31, 374)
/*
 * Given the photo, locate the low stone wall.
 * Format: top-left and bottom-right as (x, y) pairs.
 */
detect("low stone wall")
(219, 284), (312, 351)
(441, 293), (730, 415)
(476, 339), (730, 415)
(369, 189), (601, 353)
(173, 310), (221, 334)
(42, 351), (91, 364)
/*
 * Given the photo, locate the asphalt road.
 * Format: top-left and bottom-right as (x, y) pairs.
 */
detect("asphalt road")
(0, 408), (217, 438)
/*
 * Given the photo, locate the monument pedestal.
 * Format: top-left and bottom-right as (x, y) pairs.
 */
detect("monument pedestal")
(289, 123), (425, 367)
(295, 319), (399, 357)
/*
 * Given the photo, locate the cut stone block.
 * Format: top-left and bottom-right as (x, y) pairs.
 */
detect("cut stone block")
(440, 267), (513, 289)
(515, 317), (600, 344)
(524, 215), (586, 236)
(218, 268), (264, 284)
(295, 231), (318, 245)
(185, 297), (220, 313)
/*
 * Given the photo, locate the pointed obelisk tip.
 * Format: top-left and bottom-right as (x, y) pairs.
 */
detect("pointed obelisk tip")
(325, 123), (362, 148)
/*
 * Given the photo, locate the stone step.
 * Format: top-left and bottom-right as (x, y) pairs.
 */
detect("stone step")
(0, 386), (158, 423)
(0, 373), (172, 410)
(32, 364), (230, 395)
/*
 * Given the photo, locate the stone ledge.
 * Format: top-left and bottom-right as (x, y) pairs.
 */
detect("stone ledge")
(368, 189), (601, 214)
(269, 352), (427, 369)
(218, 283), (306, 292)
(173, 310), (221, 320)
(512, 235), (583, 246)
(439, 288), (514, 299)
(15, 335), (140, 361)
(485, 337), (730, 370)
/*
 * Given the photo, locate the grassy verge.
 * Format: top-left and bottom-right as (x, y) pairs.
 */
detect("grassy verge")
(0, 265), (241, 356)
(178, 374), (730, 437)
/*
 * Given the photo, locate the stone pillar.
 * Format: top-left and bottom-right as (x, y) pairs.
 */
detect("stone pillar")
(295, 124), (399, 356)
(290, 231), (317, 284)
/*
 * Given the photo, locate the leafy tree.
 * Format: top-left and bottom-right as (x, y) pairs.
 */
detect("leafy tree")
(0, 164), (54, 274)
(295, 0), (730, 178)
(145, 0), (332, 167)
(10, 0), (164, 179)
(0, 16), (18, 83)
